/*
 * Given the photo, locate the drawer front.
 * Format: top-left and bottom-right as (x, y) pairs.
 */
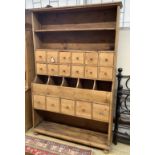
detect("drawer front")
(33, 95), (46, 110)
(36, 63), (47, 75)
(98, 67), (113, 80)
(61, 99), (75, 116)
(32, 83), (47, 95)
(76, 101), (92, 119)
(46, 96), (60, 112)
(48, 64), (59, 75)
(72, 66), (84, 78)
(99, 53), (114, 66)
(85, 52), (98, 65)
(47, 85), (60, 97)
(85, 66), (97, 79)
(35, 50), (46, 63)
(60, 52), (71, 63)
(59, 65), (71, 76)
(47, 51), (58, 63)
(72, 52), (84, 64)
(93, 104), (109, 122)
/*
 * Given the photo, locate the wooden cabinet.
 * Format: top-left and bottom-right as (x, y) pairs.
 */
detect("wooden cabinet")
(31, 2), (122, 151)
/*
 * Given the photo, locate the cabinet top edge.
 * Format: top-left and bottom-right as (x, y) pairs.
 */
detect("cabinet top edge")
(27, 2), (122, 13)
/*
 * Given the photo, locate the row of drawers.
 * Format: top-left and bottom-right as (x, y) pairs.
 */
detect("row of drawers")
(33, 95), (109, 122)
(36, 64), (113, 80)
(35, 50), (114, 66)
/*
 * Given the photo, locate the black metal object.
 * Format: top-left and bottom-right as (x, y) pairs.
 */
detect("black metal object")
(113, 68), (130, 145)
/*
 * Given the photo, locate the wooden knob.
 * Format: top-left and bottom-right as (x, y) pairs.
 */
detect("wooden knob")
(89, 71), (92, 74)
(82, 109), (85, 112)
(90, 58), (93, 61)
(63, 70), (66, 73)
(63, 57), (66, 59)
(105, 58), (108, 62)
(51, 69), (54, 71)
(40, 68), (43, 70)
(66, 106), (69, 109)
(39, 55), (42, 58)
(76, 70), (79, 73)
(104, 72), (107, 76)
(76, 57), (79, 60)
(37, 101), (40, 104)
(51, 104), (54, 107)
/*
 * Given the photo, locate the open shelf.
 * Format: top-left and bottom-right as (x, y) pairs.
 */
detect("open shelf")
(34, 121), (109, 150)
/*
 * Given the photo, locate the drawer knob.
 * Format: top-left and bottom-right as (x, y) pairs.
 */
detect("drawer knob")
(40, 68), (43, 70)
(89, 71), (92, 74)
(51, 104), (55, 107)
(105, 58), (108, 62)
(63, 57), (66, 59)
(37, 101), (40, 104)
(63, 70), (66, 73)
(51, 57), (55, 63)
(104, 72), (107, 76)
(90, 58), (93, 61)
(51, 69), (54, 71)
(76, 57), (79, 60)
(76, 70), (79, 74)
(66, 106), (69, 109)
(39, 56), (42, 58)
(82, 109), (86, 112)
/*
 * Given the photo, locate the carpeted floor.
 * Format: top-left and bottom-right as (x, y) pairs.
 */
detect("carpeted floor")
(25, 129), (130, 155)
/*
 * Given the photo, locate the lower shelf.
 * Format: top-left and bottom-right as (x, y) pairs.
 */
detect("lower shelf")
(33, 121), (110, 150)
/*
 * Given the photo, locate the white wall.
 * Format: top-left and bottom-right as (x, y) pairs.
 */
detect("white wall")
(117, 29), (130, 75)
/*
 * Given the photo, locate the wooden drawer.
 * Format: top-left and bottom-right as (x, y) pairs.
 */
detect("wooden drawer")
(35, 50), (46, 63)
(59, 65), (71, 76)
(60, 52), (71, 63)
(85, 66), (97, 79)
(33, 95), (46, 110)
(47, 64), (59, 75)
(32, 83), (47, 95)
(98, 67), (113, 80)
(36, 63), (47, 75)
(47, 85), (61, 97)
(76, 101), (92, 119)
(85, 52), (98, 65)
(93, 104), (109, 122)
(99, 53), (114, 66)
(72, 66), (84, 78)
(47, 51), (58, 63)
(61, 99), (75, 116)
(72, 52), (84, 64)
(46, 96), (60, 113)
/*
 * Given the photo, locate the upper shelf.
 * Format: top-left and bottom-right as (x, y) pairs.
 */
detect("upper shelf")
(34, 22), (116, 32)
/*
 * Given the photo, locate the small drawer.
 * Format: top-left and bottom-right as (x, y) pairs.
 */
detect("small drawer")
(33, 95), (46, 110)
(85, 52), (98, 65)
(99, 53), (114, 66)
(59, 65), (71, 76)
(46, 96), (60, 113)
(47, 51), (58, 63)
(85, 66), (97, 79)
(93, 104), (109, 122)
(47, 64), (59, 75)
(72, 52), (84, 64)
(35, 50), (46, 63)
(98, 67), (113, 80)
(36, 63), (47, 75)
(76, 101), (92, 119)
(61, 99), (75, 116)
(60, 52), (71, 63)
(72, 66), (84, 78)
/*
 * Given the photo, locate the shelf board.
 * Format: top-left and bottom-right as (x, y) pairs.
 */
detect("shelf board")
(34, 121), (110, 150)
(34, 22), (116, 32)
